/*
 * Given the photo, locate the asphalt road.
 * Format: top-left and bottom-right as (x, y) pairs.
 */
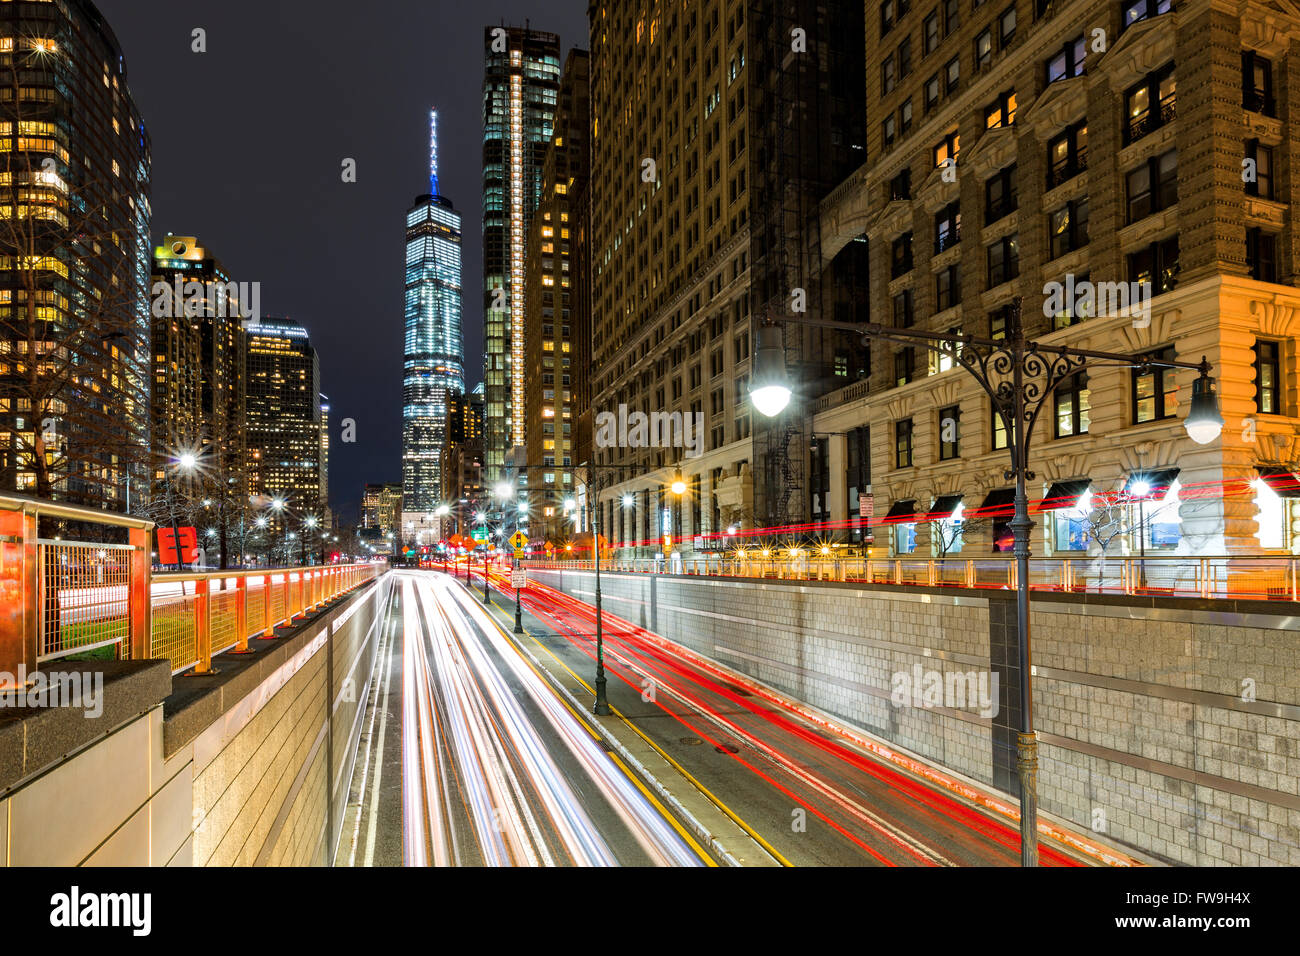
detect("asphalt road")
(470, 564), (1100, 867)
(342, 570), (709, 867)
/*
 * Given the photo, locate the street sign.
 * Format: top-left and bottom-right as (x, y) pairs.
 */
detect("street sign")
(511, 569), (527, 589)
(472, 526), (489, 543)
(509, 531), (529, 550)
(157, 527), (198, 565)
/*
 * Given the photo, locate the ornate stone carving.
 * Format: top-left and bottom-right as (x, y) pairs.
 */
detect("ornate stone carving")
(1022, 76), (1088, 142)
(1099, 15), (1179, 92)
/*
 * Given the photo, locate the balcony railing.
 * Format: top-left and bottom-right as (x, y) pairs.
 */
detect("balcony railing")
(1, 494), (383, 682)
(522, 553), (1300, 603)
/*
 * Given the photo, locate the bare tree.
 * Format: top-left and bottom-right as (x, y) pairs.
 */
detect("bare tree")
(933, 516), (990, 558)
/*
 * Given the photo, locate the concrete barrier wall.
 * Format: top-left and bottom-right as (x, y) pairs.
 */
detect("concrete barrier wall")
(180, 575), (389, 866)
(529, 567), (1300, 866)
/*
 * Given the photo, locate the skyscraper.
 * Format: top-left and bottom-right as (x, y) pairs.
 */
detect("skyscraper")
(403, 108), (464, 514)
(0, 0), (152, 511)
(482, 25), (561, 480)
(524, 49), (589, 508)
(245, 317), (323, 528)
(148, 235), (248, 504)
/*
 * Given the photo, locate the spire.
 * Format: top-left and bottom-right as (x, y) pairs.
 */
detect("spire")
(429, 107), (439, 197)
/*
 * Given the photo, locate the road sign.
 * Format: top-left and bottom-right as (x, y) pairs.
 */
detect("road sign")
(509, 531), (528, 550)
(157, 527), (198, 565)
(511, 569), (527, 589)
(472, 526), (489, 543)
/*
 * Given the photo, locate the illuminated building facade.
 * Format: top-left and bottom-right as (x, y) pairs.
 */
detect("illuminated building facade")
(245, 317), (323, 529)
(0, 0), (153, 510)
(361, 481), (403, 533)
(148, 235), (247, 501)
(524, 48), (589, 540)
(403, 108), (464, 514)
(482, 25), (561, 480)
(810, 0), (1300, 562)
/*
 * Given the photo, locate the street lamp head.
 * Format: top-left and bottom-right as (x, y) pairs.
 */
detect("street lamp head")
(494, 481), (514, 499)
(622, 494), (635, 508)
(1184, 370), (1224, 445)
(1130, 480), (1152, 498)
(435, 504), (450, 516)
(271, 497), (286, 511)
(670, 474), (687, 495)
(305, 516), (318, 528)
(517, 501), (529, 514)
(176, 452), (198, 471)
(563, 497), (576, 512)
(474, 511), (486, 523)
(749, 323), (792, 418)
(255, 517), (268, 528)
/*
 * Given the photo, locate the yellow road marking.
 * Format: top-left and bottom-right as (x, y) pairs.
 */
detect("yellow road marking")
(497, 594), (793, 868)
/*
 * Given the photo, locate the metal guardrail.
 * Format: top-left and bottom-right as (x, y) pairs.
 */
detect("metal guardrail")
(521, 553), (1300, 602)
(1, 493), (382, 682)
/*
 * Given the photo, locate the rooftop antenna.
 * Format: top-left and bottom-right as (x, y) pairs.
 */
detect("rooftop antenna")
(429, 107), (439, 197)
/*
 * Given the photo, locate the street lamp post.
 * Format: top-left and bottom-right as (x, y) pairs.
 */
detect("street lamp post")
(750, 299), (1223, 866)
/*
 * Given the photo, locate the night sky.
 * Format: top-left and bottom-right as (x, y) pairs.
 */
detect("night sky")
(95, 0), (589, 523)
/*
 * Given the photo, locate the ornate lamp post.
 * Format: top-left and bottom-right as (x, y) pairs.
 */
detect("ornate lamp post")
(750, 298), (1223, 866)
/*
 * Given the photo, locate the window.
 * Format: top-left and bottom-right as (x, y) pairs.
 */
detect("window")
(891, 232), (914, 277)
(933, 130), (960, 167)
(939, 405), (961, 459)
(890, 168), (912, 200)
(936, 265), (961, 310)
(1051, 272), (1093, 329)
(924, 11), (940, 54)
(1124, 65), (1176, 145)
(990, 305), (1011, 340)
(1128, 237), (1179, 294)
(900, 98), (914, 134)
(945, 55), (960, 92)
(1048, 198), (1089, 259)
(925, 74), (941, 113)
(999, 6), (1017, 46)
(898, 37), (913, 78)
(882, 114), (897, 147)
(1125, 149), (1177, 222)
(895, 347), (917, 386)
(1247, 227), (1278, 283)
(934, 201), (961, 253)
(893, 289), (914, 326)
(983, 90), (1017, 128)
(943, 0), (960, 32)
(1121, 0), (1173, 31)
(1245, 140), (1274, 199)
(985, 164), (1017, 223)
(895, 418), (914, 467)
(1132, 346), (1177, 423)
(975, 28), (992, 69)
(1242, 51), (1275, 116)
(1046, 35), (1086, 82)
(992, 407), (1010, 449)
(1047, 122), (1087, 188)
(882, 55), (897, 94)
(881, 0), (897, 35)
(987, 234), (1020, 287)
(1053, 372), (1090, 437)
(1255, 340), (1281, 414)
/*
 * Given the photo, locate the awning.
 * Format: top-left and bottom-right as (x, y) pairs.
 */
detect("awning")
(883, 499), (917, 522)
(1124, 468), (1179, 498)
(974, 488), (1016, 518)
(926, 494), (963, 520)
(1034, 479), (1091, 513)
(1257, 467), (1300, 498)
